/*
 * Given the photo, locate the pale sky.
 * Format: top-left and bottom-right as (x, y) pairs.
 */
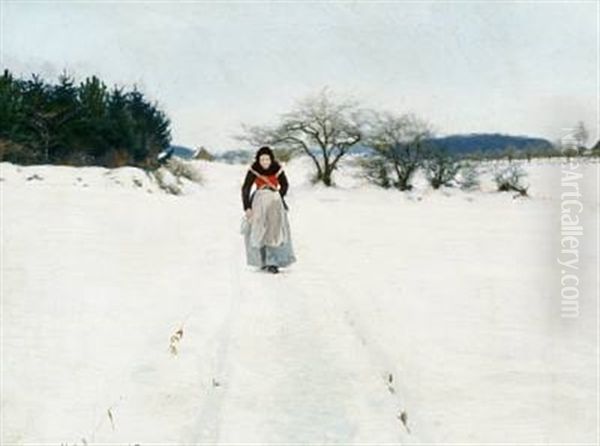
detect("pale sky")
(1, 0), (598, 151)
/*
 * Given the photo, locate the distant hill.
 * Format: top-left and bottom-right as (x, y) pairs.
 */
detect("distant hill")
(347, 133), (553, 156)
(427, 133), (553, 154)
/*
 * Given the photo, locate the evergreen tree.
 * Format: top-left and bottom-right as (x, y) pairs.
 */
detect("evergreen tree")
(0, 69), (172, 167)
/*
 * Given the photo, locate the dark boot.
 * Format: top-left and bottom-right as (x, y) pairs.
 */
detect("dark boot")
(266, 265), (279, 274)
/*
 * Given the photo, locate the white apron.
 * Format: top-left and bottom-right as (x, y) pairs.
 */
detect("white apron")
(240, 188), (296, 268)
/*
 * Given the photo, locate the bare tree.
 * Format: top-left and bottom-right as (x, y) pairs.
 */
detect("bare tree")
(236, 88), (364, 186)
(364, 111), (434, 191)
(573, 121), (589, 153)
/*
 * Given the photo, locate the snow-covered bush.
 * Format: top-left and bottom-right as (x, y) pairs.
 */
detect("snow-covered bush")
(358, 156), (392, 188)
(164, 157), (203, 183)
(423, 148), (462, 189)
(153, 168), (182, 195)
(493, 164), (529, 196)
(151, 158), (203, 195)
(457, 162), (480, 191)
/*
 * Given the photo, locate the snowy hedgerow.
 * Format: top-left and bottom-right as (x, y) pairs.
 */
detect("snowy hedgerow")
(493, 164), (529, 196)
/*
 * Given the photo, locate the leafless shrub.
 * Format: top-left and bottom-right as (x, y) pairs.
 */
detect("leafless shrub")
(457, 162), (480, 191)
(152, 168), (182, 195)
(358, 156), (392, 188)
(423, 146), (462, 189)
(364, 111), (434, 191)
(494, 164), (529, 197)
(165, 157), (203, 183)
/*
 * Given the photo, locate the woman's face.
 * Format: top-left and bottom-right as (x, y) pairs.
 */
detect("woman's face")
(259, 154), (272, 170)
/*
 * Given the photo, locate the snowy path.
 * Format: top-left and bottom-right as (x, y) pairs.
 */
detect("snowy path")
(185, 257), (411, 444)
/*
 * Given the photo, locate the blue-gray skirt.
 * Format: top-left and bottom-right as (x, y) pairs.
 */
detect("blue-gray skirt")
(241, 188), (297, 268)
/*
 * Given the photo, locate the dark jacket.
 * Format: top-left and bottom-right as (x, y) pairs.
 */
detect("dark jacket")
(241, 160), (289, 211)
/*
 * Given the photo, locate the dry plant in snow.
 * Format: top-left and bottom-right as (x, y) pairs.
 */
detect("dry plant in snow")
(169, 326), (184, 356)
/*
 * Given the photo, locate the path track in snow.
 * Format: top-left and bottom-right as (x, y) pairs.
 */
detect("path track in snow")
(184, 219), (414, 443)
(182, 221), (246, 443)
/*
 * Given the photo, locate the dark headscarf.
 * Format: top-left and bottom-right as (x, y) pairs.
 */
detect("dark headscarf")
(252, 146), (280, 174)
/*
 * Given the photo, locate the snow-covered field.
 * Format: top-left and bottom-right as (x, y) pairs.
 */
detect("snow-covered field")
(1, 156), (598, 444)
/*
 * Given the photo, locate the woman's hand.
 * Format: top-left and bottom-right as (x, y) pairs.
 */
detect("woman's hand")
(245, 208), (252, 219)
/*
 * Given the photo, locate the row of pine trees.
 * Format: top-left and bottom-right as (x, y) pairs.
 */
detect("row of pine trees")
(0, 69), (171, 168)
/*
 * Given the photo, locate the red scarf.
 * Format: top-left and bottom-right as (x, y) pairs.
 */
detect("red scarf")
(250, 166), (283, 189)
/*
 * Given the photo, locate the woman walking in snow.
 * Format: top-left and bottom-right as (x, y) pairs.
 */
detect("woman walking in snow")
(240, 146), (296, 273)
